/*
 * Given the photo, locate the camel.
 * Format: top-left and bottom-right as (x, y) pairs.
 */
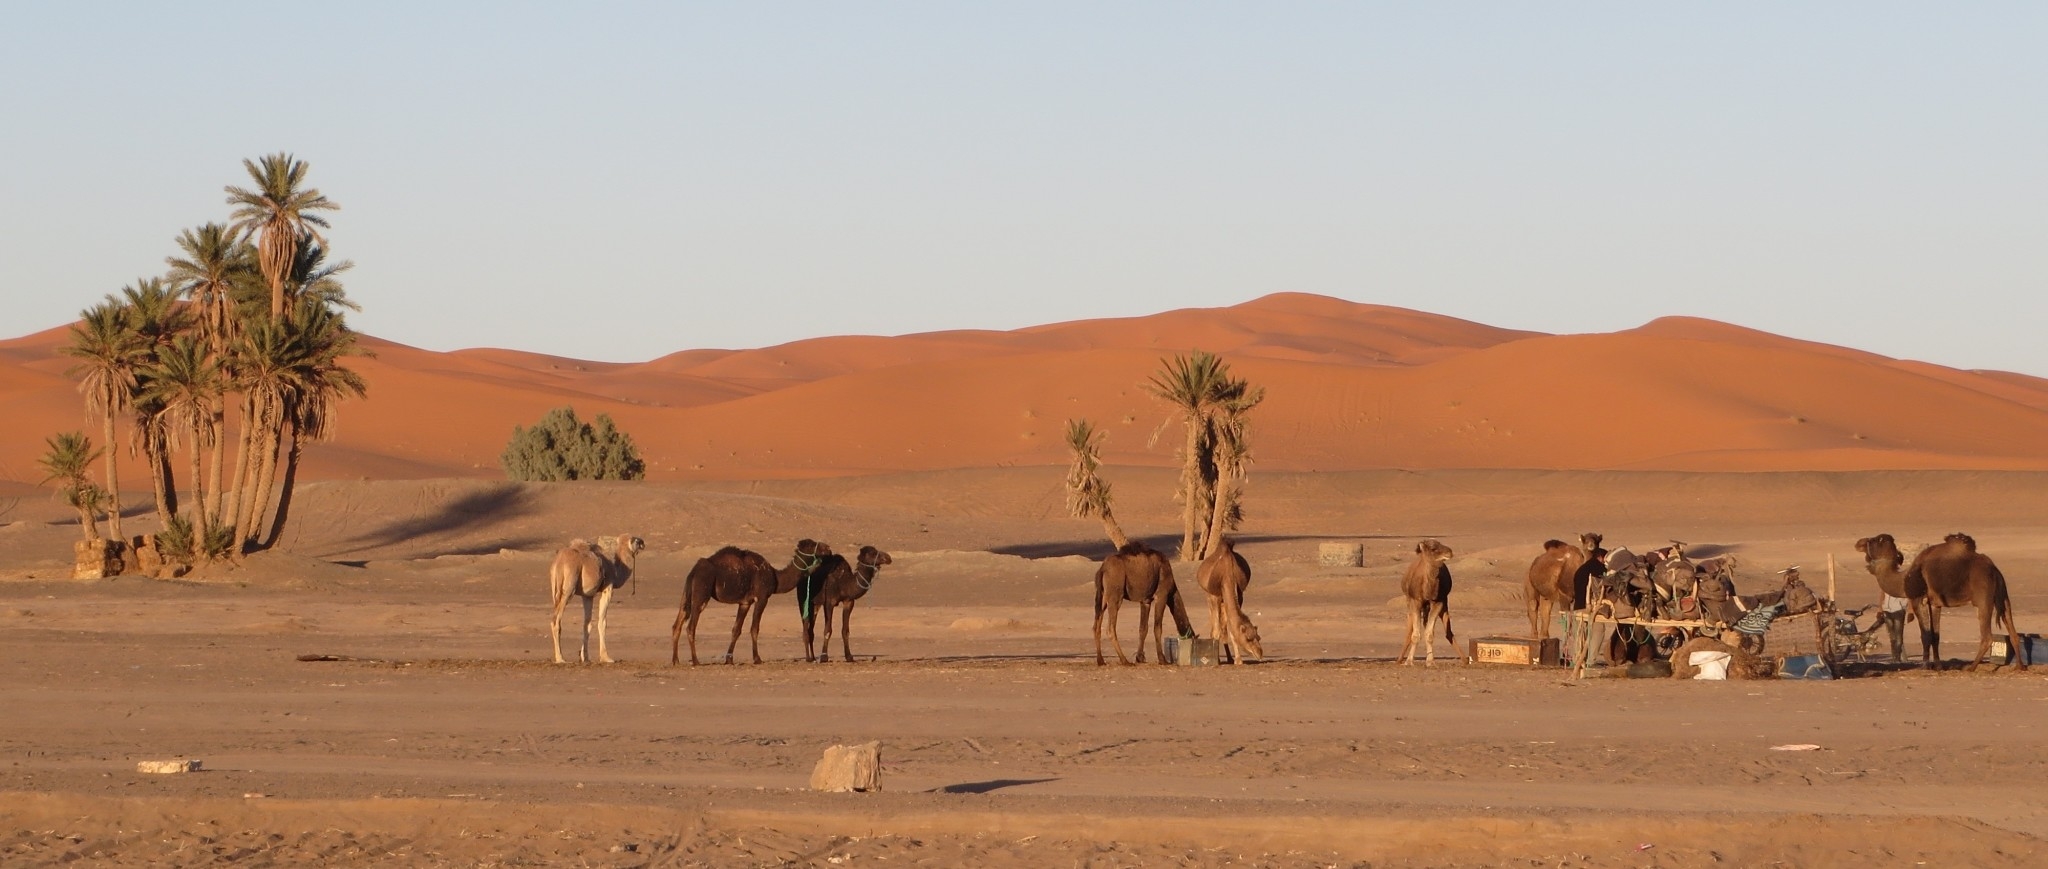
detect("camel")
(670, 539), (831, 665)
(1093, 541), (1196, 666)
(1400, 538), (1466, 666)
(548, 535), (645, 664)
(1196, 538), (1263, 665)
(799, 545), (893, 663)
(1858, 532), (2026, 671)
(1524, 532), (1601, 639)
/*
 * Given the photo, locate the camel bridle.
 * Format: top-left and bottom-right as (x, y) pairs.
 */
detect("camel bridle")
(855, 554), (884, 590)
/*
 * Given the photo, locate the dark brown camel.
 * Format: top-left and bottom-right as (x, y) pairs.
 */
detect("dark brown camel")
(670, 539), (831, 665)
(1092, 541), (1195, 666)
(1858, 532), (2026, 671)
(1196, 538), (1263, 665)
(799, 545), (893, 663)
(1400, 539), (1465, 666)
(1524, 532), (1601, 639)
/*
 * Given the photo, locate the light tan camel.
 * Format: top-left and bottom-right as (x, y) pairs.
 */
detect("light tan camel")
(1400, 538), (1465, 666)
(1093, 541), (1195, 666)
(548, 534), (644, 664)
(670, 539), (830, 665)
(1858, 532), (2026, 671)
(1524, 532), (1601, 639)
(799, 545), (893, 663)
(1197, 538), (1263, 664)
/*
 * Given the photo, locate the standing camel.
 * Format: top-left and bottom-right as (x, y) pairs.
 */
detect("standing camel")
(670, 539), (830, 665)
(1093, 541), (1195, 666)
(1399, 538), (1465, 666)
(799, 545), (893, 663)
(1196, 538), (1263, 664)
(548, 535), (645, 664)
(1858, 532), (2026, 671)
(1524, 532), (1601, 639)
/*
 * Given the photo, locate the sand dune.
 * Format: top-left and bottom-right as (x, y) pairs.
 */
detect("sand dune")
(6, 292), (2048, 485)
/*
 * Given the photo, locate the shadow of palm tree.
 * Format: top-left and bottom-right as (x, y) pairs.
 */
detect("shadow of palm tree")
(992, 532), (1421, 560)
(326, 483), (537, 557)
(930, 778), (1058, 794)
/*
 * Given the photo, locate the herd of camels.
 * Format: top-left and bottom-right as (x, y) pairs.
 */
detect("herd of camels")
(544, 528), (2027, 673)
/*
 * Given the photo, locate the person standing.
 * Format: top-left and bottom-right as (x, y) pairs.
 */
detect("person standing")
(1880, 591), (1910, 662)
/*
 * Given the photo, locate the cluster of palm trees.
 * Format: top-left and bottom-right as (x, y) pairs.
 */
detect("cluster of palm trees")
(53, 154), (366, 562)
(1066, 350), (1264, 561)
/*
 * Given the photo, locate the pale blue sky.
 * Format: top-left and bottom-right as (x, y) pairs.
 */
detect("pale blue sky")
(3, 3), (2044, 374)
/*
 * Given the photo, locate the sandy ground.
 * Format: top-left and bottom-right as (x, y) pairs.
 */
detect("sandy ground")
(4, 469), (2048, 867)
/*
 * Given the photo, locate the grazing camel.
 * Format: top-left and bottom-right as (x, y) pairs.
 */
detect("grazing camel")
(799, 545), (893, 663)
(1858, 532), (2026, 671)
(1524, 532), (1601, 639)
(1400, 539), (1465, 666)
(1092, 541), (1195, 666)
(548, 535), (645, 664)
(670, 539), (831, 665)
(1196, 538), (1263, 665)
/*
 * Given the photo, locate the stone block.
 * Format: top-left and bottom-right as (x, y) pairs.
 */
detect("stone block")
(808, 741), (881, 792)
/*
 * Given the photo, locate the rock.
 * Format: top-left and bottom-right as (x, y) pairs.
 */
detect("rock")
(136, 759), (202, 774)
(1317, 542), (1363, 568)
(808, 741), (881, 792)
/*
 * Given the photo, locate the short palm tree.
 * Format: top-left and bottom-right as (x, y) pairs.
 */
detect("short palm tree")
(224, 153), (339, 324)
(38, 432), (108, 541)
(143, 335), (224, 546)
(1144, 351), (1264, 560)
(262, 303), (368, 548)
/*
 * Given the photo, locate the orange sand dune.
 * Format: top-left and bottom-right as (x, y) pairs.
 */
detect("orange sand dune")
(6, 292), (2048, 485)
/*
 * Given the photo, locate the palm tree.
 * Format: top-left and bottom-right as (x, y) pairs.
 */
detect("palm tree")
(224, 153), (339, 325)
(118, 279), (195, 532)
(61, 299), (145, 541)
(37, 432), (107, 542)
(143, 335), (224, 549)
(1144, 351), (1264, 561)
(263, 303), (368, 549)
(165, 223), (255, 355)
(227, 319), (304, 551)
(1063, 418), (1129, 549)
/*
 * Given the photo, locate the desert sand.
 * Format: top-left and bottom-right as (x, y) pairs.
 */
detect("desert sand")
(5, 296), (2048, 866)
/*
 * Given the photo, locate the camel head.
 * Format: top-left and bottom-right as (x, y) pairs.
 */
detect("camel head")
(1415, 539), (1453, 564)
(856, 546), (892, 571)
(618, 535), (645, 558)
(1235, 616), (1265, 661)
(1579, 532), (1603, 551)
(1856, 534), (1903, 574)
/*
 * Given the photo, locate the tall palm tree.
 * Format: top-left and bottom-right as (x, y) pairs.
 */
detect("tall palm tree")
(164, 223), (255, 355)
(61, 299), (145, 541)
(224, 153), (339, 325)
(228, 318), (314, 551)
(143, 335), (224, 548)
(1063, 418), (1129, 549)
(263, 303), (368, 549)
(37, 432), (107, 542)
(1144, 351), (1264, 561)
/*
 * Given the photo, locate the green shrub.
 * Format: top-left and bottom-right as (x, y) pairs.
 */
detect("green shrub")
(501, 406), (646, 481)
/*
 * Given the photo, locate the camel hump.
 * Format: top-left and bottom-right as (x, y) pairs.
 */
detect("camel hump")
(566, 538), (592, 551)
(1542, 539), (1568, 551)
(1946, 532), (1978, 550)
(1115, 541), (1154, 557)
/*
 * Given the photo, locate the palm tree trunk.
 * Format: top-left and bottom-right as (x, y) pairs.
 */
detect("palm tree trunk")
(100, 412), (123, 542)
(224, 394), (261, 544)
(145, 427), (175, 526)
(186, 419), (206, 559)
(1178, 419), (1205, 561)
(204, 403), (226, 534)
(244, 409), (283, 553)
(262, 417), (302, 550)
(1098, 514), (1130, 550)
(1200, 475), (1237, 561)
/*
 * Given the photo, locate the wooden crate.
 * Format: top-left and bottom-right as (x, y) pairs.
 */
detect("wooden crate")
(1469, 636), (1561, 666)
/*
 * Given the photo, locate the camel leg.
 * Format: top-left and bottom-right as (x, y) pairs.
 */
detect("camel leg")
(811, 601), (829, 663)
(1919, 602), (1942, 670)
(723, 603), (749, 665)
(549, 591), (570, 665)
(839, 599), (858, 663)
(1207, 595), (1226, 664)
(593, 587), (614, 664)
(1421, 606), (1438, 667)
(577, 596), (594, 664)
(1106, 596), (1133, 666)
(2000, 600), (2029, 671)
(1135, 595), (1154, 665)
(748, 596), (770, 664)
(685, 602), (707, 666)
(670, 600), (689, 665)
(1150, 596), (1172, 665)
(1526, 582), (1544, 640)
(1093, 585), (1111, 666)
(1398, 605), (1419, 665)
(1966, 603), (1996, 672)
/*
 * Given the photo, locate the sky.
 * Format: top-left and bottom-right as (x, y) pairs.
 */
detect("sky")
(3, 3), (2045, 374)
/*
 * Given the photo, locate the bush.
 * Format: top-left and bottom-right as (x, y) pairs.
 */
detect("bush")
(501, 406), (646, 481)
